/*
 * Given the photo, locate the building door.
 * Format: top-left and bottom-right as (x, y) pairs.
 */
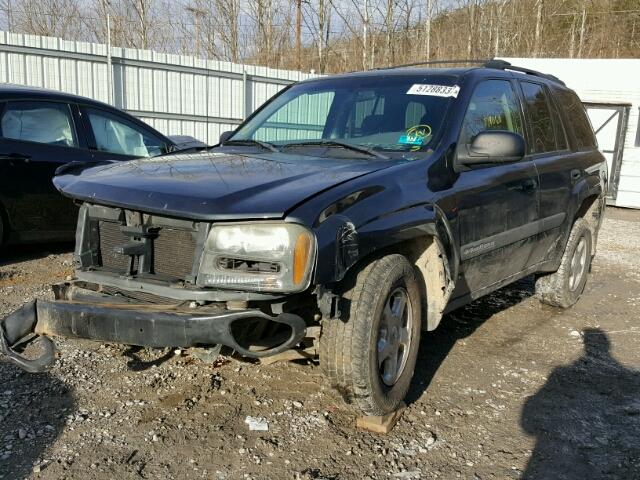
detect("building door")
(584, 103), (630, 202)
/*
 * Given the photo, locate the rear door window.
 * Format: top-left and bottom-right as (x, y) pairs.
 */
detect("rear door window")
(520, 82), (557, 154)
(555, 89), (597, 150)
(84, 107), (167, 157)
(1, 101), (78, 147)
(460, 79), (524, 146)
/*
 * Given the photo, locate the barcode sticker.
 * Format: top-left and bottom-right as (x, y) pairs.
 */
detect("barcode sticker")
(407, 84), (460, 98)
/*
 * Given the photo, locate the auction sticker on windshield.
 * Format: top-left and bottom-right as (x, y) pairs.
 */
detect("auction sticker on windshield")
(407, 84), (460, 98)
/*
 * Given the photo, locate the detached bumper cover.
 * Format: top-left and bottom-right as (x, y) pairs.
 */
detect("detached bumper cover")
(0, 290), (307, 373)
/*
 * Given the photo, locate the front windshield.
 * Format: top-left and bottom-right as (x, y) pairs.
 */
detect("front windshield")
(230, 74), (459, 154)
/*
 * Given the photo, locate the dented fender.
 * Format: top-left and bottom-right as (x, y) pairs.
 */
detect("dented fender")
(311, 202), (459, 296)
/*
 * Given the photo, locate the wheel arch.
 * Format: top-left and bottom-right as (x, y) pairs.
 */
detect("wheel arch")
(573, 193), (605, 256)
(329, 203), (459, 331)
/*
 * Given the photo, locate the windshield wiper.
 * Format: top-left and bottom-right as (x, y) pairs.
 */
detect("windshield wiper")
(282, 140), (389, 159)
(222, 139), (280, 153)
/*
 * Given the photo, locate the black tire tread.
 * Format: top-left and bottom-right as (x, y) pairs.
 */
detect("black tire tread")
(536, 218), (592, 308)
(320, 254), (421, 415)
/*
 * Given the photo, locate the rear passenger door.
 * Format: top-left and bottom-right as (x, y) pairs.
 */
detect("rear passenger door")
(0, 100), (88, 236)
(452, 79), (540, 297)
(518, 81), (573, 266)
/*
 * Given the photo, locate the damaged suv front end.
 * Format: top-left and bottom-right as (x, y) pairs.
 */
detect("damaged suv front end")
(3, 202), (319, 372)
(2, 71), (450, 375)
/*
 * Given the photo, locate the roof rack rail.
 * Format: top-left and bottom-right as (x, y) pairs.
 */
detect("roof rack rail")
(374, 59), (489, 70)
(484, 59), (566, 86)
(372, 58), (566, 86)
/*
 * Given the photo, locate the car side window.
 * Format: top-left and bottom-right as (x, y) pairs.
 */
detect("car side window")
(85, 107), (166, 157)
(548, 94), (568, 151)
(460, 80), (524, 146)
(521, 82), (560, 154)
(1, 101), (77, 147)
(555, 90), (597, 150)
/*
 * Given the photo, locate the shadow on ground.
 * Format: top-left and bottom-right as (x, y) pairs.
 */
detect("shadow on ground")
(406, 275), (536, 405)
(0, 361), (74, 479)
(123, 345), (175, 371)
(520, 328), (640, 480)
(0, 242), (73, 267)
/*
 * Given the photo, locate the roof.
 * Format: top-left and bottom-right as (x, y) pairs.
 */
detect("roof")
(0, 83), (113, 108)
(301, 67), (472, 82)
(301, 60), (566, 87)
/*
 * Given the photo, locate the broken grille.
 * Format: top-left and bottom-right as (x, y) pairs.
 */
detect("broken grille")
(98, 220), (197, 280)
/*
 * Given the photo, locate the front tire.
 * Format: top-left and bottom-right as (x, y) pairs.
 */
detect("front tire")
(536, 218), (592, 308)
(320, 254), (422, 416)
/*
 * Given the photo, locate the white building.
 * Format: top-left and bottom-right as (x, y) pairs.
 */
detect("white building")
(504, 58), (640, 209)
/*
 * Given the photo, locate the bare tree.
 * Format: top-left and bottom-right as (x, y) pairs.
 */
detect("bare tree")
(2, 0), (86, 38)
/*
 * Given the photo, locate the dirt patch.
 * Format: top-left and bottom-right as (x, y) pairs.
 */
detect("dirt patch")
(0, 209), (639, 480)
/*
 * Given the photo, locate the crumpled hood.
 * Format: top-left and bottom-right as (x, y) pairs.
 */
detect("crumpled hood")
(54, 150), (395, 220)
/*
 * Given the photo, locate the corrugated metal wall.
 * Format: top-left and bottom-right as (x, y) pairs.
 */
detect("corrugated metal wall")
(0, 31), (319, 145)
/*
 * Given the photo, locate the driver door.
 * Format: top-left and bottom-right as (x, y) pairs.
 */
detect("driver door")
(451, 79), (539, 298)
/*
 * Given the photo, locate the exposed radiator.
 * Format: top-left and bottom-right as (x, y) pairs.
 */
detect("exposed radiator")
(98, 221), (197, 280)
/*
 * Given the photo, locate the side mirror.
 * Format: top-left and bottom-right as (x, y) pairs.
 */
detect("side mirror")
(219, 131), (234, 144)
(457, 130), (525, 167)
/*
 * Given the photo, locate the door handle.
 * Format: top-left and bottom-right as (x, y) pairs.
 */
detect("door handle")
(570, 169), (582, 182)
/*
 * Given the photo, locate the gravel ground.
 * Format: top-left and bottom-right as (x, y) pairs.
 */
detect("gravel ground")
(0, 207), (638, 480)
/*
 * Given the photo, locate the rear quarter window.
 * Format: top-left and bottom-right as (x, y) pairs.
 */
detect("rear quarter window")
(555, 89), (597, 150)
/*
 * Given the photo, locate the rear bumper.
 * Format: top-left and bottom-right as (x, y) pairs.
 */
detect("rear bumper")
(0, 283), (307, 372)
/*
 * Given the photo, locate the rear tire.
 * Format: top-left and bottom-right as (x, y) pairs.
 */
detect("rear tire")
(320, 254), (422, 416)
(535, 218), (592, 308)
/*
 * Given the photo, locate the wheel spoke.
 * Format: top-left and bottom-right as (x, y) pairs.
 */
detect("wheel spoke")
(391, 293), (407, 321)
(382, 348), (399, 384)
(377, 286), (413, 386)
(399, 325), (410, 346)
(377, 335), (392, 367)
(569, 238), (588, 292)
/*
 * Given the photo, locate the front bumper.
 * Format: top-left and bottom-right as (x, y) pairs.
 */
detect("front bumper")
(0, 283), (307, 373)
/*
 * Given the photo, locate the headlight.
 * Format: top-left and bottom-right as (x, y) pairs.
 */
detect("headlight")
(197, 223), (316, 292)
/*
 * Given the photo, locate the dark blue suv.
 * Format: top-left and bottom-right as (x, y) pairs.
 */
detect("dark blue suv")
(0, 61), (606, 417)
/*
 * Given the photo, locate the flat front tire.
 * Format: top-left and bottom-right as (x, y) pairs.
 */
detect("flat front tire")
(536, 218), (593, 308)
(320, 254), (422, 416)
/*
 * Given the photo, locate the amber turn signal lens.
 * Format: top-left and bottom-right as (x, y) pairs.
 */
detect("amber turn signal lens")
(292, 232), (312, 286)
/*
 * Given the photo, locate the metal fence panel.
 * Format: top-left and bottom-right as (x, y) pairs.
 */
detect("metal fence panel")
(0, 31), (319, 145)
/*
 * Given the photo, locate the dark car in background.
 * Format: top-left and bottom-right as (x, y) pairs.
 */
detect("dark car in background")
(0, 85), (177, 246)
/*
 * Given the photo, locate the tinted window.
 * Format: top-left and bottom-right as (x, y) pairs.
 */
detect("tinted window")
(556, 89), (597, 150)
(347, 90), (384, 136)
(405, 101), (427, 129)
(85, 107), (166, 157)
(232, 75), (456, 153)
(253, 91), (335, 142)
(460, 80), (524, 146)
(549, 95), (568, 150)
(521, 82), (556, 153)
(1, 101), (77, 147)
